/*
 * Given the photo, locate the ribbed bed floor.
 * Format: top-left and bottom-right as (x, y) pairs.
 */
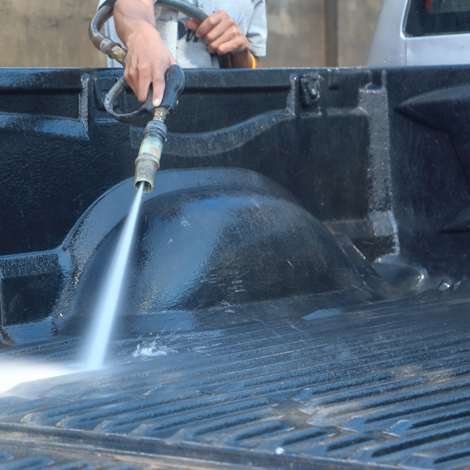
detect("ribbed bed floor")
(1, 290), (470, 469)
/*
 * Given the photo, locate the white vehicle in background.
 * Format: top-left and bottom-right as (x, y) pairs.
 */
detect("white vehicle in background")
(367, 0), (470, 66)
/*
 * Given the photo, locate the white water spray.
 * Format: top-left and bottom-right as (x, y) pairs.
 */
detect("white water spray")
(0, 362), (74, 394)
(0, 185), (144, 394)
(85, 183), (144, 370)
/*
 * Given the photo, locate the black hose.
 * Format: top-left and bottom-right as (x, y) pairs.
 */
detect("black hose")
(90, 0), (231, 68)
(157, 0), (208, 24)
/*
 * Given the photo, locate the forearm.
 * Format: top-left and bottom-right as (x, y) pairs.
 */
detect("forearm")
(230, 50), (260, 69)
(114, 0), (158, 45)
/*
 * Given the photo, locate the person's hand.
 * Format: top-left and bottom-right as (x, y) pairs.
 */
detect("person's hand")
(123, 23), (177, 106)
(186, 11), (257, 69)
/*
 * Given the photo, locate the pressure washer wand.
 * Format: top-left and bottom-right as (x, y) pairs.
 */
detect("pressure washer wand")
(134, 65), (184, 192)
(134, 110), (167, 193)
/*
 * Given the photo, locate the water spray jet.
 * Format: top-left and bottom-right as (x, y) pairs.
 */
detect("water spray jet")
(85, 183), (144, 370)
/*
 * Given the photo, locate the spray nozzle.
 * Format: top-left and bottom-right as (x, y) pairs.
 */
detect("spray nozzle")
(134, 114), (167, 193)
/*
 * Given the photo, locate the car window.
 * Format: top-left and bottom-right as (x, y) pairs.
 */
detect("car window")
(405, 0), (470, 36)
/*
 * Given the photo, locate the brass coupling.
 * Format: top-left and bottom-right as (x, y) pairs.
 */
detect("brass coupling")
(134, 115), (167, 193)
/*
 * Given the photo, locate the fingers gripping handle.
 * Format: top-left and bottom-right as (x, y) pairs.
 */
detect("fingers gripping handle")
(143, 64), (185, 115)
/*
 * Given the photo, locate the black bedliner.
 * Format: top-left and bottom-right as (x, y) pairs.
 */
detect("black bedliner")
(1, 65), (470, 469)
(2, 290), (470, 469)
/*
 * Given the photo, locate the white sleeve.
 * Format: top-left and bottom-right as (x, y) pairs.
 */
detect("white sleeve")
(247, 0), (267, 58)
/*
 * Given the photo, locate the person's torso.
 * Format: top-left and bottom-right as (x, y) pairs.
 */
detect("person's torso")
(154, 0), (256, 68)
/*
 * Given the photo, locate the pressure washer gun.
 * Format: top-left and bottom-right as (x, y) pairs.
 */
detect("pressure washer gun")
(90, 0), (231, 192)
(89, 0), (190, 193)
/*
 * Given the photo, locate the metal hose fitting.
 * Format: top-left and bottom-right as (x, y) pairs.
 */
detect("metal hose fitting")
(134, 116), (167, 193)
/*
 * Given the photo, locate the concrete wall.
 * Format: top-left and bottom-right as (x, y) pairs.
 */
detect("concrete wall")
(338, 0), (383, 66)
(0, 0), (106, 68)
(263, 0), (325, 68)
(0, 0), (383, 69)
(264, 0), (383, 68)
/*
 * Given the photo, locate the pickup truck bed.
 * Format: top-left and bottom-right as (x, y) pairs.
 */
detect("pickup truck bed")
(1, 66), (470, 469)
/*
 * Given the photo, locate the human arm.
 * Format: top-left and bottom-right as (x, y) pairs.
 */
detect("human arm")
(186, 11), (261, 69)
(113, 0), (176, 105)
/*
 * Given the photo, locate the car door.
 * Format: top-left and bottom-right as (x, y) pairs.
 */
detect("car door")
(367, 0), (470, 67)
(406, 0), (470, 66)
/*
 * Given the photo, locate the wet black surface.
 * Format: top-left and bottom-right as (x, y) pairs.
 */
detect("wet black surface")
(55, 169), (365, 338)
(4, 66), (470, 339)
(2, 289), (470, 469)
(3, 65), (470, 469)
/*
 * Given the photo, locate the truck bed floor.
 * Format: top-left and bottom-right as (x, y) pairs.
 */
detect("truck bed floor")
(1, 291), (470, 469)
